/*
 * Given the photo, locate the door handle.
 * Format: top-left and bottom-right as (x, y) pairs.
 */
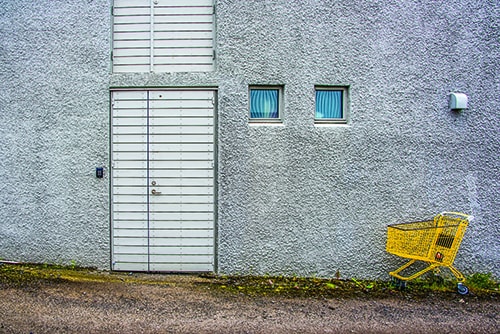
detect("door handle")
(151, 189), (161, 195)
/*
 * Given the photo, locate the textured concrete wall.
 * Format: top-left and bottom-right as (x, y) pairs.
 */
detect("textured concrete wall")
(0, 0), (112, 268)
(1, 0), (498, 278)
(213, 0), (499, 278)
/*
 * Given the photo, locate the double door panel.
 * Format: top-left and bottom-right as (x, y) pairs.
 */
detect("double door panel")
(111, 90), (215, 272)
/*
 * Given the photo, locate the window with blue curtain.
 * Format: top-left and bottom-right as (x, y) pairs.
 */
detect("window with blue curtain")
(315, 88), (346, 122)
(250, 89), (280, 119)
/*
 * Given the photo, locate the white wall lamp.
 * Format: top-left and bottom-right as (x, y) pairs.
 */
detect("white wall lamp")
(449, 92), (468, 111)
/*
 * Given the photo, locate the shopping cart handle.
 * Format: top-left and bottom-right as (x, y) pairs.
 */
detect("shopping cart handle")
(440, 212), (473, 221)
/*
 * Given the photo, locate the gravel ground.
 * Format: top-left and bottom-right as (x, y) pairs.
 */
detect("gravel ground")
(0, 271), (498, 334)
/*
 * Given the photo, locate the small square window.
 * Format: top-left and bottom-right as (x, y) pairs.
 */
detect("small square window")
(315, 87), (347, 123)
(249, 87), (282, 121)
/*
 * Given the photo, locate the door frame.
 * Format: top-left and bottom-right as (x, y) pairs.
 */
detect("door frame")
(109, 87), (218, 273)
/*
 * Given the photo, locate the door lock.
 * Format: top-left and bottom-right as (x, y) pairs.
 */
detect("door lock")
(151, 181), (157, 186)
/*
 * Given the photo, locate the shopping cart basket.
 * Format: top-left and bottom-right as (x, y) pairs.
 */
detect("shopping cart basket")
(386, 212), (472, 294)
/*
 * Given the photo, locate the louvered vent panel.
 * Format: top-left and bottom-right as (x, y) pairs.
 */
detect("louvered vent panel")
(113, 0), (214, 73)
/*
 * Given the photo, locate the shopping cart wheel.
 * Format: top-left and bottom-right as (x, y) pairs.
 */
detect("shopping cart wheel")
(457, 283), (469, 295)
(391, 277), (407, 290)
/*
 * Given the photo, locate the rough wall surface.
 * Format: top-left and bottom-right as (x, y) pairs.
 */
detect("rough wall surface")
(212, 0), (500, 278)
(0, 0), (112, 268)
(1, 0), (498, 278)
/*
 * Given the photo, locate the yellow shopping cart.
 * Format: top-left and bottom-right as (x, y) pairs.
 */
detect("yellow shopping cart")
(386, 212), (472, 294)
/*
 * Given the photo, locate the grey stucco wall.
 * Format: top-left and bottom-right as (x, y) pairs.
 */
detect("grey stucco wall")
(1, 0), (498, 279)
(213, 0), (499, 278)
(0, 0), (111, 268)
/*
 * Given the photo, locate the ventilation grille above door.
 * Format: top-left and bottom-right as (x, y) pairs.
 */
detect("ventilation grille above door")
(112, 0), (215, 73)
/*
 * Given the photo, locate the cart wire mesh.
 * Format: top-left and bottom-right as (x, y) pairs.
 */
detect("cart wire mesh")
(386, 212), (472, 283)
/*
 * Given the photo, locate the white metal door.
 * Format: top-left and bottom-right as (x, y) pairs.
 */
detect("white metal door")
(111, 90), (215, 272)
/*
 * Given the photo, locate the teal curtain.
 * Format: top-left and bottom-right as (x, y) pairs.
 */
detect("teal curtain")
(316, 90), (343, 119)
(250, 89), (279, 118)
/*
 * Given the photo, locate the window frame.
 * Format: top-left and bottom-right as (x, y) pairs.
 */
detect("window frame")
(248, 86), (284, 123)
(314, 86), (348, 124)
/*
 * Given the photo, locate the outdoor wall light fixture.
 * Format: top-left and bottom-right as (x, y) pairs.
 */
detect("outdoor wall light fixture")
(449, 92), (468, 111)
